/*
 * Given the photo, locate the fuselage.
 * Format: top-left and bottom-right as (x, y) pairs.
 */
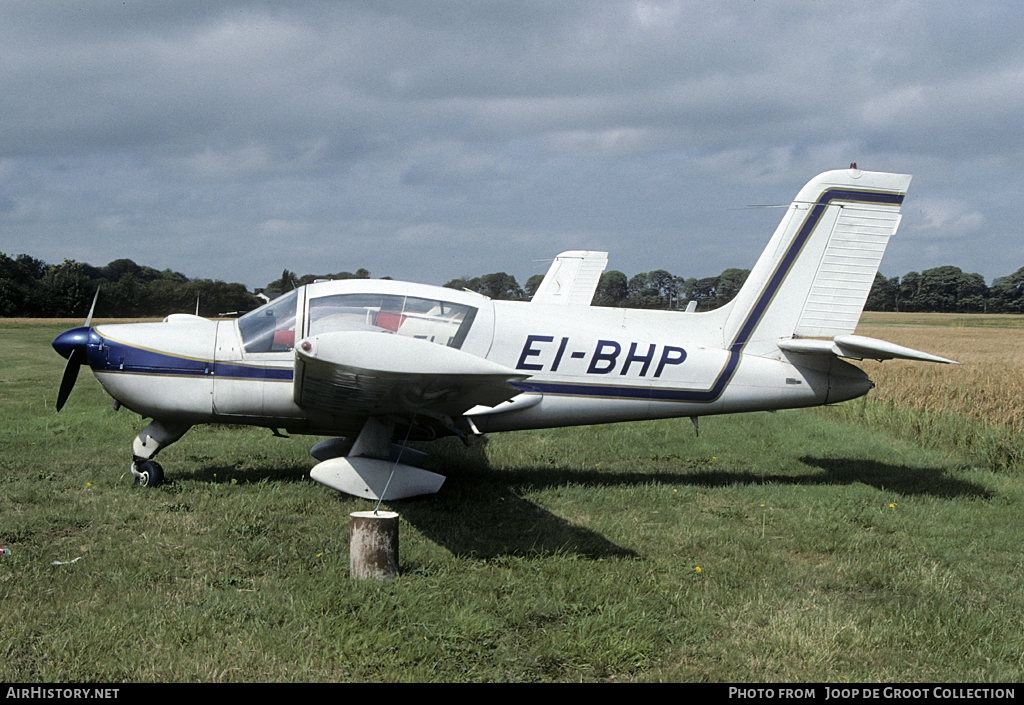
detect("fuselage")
(52, 276), (872, 438)
(49, 169), (937, 497)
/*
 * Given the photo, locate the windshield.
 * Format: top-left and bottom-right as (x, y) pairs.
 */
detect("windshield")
(237, 289), (298, 353)
(307, 292), (476, 349)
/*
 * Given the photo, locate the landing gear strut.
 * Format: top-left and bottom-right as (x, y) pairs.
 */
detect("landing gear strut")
(308, 416), (445, 500)
(129, 419), (191, 488)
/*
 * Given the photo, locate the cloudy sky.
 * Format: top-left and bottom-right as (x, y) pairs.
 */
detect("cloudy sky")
(2, 1), (1021, 290)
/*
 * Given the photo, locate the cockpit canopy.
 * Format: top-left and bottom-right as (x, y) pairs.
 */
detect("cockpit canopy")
(237, 288), (478, 354)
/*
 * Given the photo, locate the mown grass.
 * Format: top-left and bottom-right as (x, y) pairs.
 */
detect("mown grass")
(1, 320), (1023, 682)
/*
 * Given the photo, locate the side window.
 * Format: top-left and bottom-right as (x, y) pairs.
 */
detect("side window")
(307, 294), (405, 337)
(237, 290), (298, 353)
(307, 293), (476, 349)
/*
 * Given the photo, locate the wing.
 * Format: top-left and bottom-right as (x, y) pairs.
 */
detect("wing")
(293, 330), (529, 419)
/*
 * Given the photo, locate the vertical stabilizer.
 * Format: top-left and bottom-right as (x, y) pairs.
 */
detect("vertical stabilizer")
(722, 168), (911, 358)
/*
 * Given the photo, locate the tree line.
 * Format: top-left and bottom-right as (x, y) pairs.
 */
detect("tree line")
(442, 267), (752, 311)
(6, 250), (1024, 318)
(447, 264), (1024, 314)
(0, 254), (259, 319)
(865, 266), (1024, 313)
(264, 267), (375, 294)
(0, 253), (389, 319)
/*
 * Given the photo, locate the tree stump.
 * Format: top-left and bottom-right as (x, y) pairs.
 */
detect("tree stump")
(349, 511), (399, 580)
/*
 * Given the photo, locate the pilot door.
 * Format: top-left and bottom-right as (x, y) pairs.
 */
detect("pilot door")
(212, 290), (301, 418)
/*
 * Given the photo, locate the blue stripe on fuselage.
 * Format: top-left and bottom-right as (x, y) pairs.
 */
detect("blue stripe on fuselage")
(87, 336), (293, 381)
(214, 361), (293, 381)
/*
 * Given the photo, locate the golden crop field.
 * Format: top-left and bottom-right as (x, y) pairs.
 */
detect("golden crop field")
(856, 312), (1024, 434)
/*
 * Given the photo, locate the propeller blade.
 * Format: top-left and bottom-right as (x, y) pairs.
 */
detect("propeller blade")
(56, 347), (85, 411)
(84, 286), (100, 327)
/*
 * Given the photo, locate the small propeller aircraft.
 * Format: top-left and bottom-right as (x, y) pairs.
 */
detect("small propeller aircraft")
(52, 167), (956, 499)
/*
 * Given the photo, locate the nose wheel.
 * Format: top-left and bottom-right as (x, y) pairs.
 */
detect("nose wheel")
(128, 420), (190, 489)
(132, 460), (164, 488)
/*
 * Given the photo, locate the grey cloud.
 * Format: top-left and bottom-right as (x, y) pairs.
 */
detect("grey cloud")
(2, 1), (1023, 289)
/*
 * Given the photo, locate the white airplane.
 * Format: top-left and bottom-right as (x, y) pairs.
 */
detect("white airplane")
(52, 167), (956, 500)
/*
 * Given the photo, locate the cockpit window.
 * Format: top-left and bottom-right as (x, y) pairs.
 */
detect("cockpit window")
(307, 293), (476, 349)
(237, 289), (298, 353)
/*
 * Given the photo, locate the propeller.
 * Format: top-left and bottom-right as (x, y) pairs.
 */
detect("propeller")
(53, 287), (100, 412)
(84, 286), (98, 327)
(56, 348), (85, 411)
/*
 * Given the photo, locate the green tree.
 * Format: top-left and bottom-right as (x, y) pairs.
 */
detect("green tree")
(689, 276), (718, 311)
(908, 266), (976, 313)
(524, 274), (544, 299)
(957, 271), (988, 313)
(0, 253), (48, 316)
(477, 272), (525, 300)
(186, 280), (261, 317)
(444, 272), (525, 300)
(593, 270), (629, 307)
(989, 267), (1024, 312)
(105, 272), (141, 317)
(266, 269), (300, 294)
(102, 258), (143, 282)
(648, 270), (681, 309)
(715, 268), (749, 308)
(865, 272), (899, 312)
(898, 271), (922, 312)
(626, 272), (661, 309)
(40, 260), (93, 317)
(443, 275), (475, 292)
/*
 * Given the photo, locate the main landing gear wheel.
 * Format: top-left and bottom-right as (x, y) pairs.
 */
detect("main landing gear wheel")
(133, 460), (164, 488)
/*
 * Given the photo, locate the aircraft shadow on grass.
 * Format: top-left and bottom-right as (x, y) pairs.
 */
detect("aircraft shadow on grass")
(795, 456), (992, 500)
(464, 457), (990, 501)
(171, 450), (989, 561)
(406, 452), (992, 559)
(174, 459), (637, 560)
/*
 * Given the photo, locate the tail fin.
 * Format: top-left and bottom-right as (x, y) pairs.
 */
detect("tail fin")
(722, 167), (911, 357)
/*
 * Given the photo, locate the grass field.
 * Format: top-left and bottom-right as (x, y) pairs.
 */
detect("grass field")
(2, 318), (1023, 682)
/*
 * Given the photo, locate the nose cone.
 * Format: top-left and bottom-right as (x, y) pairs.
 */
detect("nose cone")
(53, 326), (97, 359)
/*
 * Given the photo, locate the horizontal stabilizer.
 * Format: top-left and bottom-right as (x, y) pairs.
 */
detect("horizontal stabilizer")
(531, 251), (609, 306)
(778, 334), (958, 364)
